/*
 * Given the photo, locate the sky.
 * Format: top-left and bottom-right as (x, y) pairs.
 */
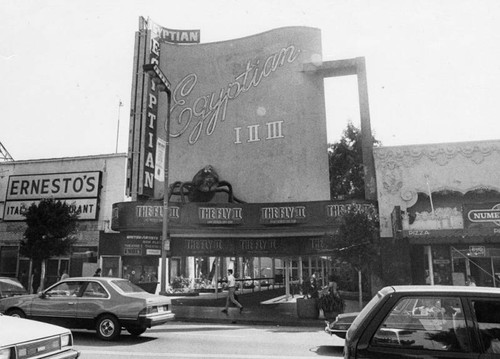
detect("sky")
(1, 0), (499, 161)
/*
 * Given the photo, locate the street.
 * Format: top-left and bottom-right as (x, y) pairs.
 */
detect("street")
(73, 322), (344, 358)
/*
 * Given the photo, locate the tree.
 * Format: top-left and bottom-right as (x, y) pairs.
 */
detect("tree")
(20, 198), (78, 292)
(334, 204), (379, 310)
(328, 122), (380, 200)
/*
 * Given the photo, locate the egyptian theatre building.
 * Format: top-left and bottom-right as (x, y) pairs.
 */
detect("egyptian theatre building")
(108, 18), (377, 290)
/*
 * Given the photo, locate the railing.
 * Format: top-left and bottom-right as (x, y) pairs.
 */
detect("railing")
(218, 276), (286, 292)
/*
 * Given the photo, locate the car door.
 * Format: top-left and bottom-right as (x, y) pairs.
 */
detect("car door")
(467, 297), (500, 358)
(29, 280), (84, 327)
(76, 281), (111, 327)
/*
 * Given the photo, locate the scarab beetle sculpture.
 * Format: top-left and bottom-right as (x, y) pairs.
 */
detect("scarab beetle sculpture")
(168, 165), (245, 203)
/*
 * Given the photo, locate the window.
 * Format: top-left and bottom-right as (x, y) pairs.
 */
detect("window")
(472, 300), (500, 353)
(371, 296), (470, 352)
(82, 282), (108, 298)
(0, 246), (18, 277)
(46, 282), (83, 297)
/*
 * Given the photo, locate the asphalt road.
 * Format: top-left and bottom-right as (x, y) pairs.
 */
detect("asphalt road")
(72, 322), (344, 359)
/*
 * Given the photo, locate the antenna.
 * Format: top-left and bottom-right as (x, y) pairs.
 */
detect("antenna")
(115, 100), (124, 153)
(0, 142), (14, 161)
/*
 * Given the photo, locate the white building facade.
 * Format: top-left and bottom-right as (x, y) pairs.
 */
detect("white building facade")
(0, 153), (127, 291)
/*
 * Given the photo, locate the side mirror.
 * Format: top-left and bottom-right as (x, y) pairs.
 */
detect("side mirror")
(39, 292), (46, 299)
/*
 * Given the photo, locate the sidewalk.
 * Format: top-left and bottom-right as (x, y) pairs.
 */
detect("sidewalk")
(169, 287), (361, 328)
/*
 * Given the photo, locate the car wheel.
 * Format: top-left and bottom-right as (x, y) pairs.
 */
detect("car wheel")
(7, 309), (26, 318)
(95, 314), (121, 341)
(126, 326), (147, 336)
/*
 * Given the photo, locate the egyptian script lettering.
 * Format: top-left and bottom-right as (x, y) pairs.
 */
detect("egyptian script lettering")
(170, 45), (301, 144)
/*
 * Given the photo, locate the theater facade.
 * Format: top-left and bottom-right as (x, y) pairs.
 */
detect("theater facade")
(0, 20), (377, 293)
(107, 18), (377, 290)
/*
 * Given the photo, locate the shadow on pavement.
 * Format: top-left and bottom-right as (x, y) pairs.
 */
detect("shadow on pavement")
(310, 345), (344, 356)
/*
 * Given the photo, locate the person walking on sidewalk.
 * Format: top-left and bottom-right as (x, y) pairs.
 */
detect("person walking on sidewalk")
(222, 269), (243, 314)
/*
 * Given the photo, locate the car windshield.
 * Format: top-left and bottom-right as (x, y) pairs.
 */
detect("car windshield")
(111, 279), (146, 293)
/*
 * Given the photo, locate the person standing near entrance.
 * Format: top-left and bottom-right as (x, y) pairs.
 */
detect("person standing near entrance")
(222, 269), (243, 314)
(60, 270), (69, 280)
(466, 275), (476, 286)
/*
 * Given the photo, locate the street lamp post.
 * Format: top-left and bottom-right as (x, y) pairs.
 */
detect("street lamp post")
(143, 63), (172, 295)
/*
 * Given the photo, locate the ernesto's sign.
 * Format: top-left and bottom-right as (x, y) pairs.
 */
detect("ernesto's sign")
(3, 171), (101, 221)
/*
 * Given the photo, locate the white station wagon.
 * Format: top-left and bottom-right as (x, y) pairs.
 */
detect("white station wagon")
(0, 313), (79, 359)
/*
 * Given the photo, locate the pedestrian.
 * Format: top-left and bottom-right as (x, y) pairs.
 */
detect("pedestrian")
(60, 270), (69, 280)
(31, 268), (41, 294)
(93, 268), (102, 277)
(222, 269), (243, 314)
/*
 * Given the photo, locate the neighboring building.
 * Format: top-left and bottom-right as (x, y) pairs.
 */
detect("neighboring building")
(0, 153), (127, 290)
(374, 140), (500, 287)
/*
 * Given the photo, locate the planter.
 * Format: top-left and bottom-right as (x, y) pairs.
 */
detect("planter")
(196, 288), (222, 293)
(296, 297), (319, 319)
(164, 292), (200, 297)
(137, 282), (158, 294)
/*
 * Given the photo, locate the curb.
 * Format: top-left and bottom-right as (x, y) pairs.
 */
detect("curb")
(174, 315), (325, 328)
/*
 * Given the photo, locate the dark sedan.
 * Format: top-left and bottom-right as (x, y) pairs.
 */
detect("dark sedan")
(345, 285), (500, 358)
(325, 311), (359, 344)
(0, 277), (175, 340)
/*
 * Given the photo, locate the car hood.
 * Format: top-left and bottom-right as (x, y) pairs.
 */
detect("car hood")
(0, 293), (37, 308)
(0, 294), (39, 304)
(0, 316), (70, 345)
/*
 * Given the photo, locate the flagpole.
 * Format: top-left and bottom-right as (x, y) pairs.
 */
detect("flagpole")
(424, 174), (435, 215)
(115, 100), (123, 153)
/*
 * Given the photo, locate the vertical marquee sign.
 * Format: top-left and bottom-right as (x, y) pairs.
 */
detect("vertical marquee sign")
(127, 17), (200, 200)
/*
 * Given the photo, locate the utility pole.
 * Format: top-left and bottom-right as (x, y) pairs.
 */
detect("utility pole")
(143, 63), (172, 295)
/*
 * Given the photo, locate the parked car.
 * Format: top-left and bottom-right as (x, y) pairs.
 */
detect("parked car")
(345, 285), (500, 358)
(324, 311), (359, 345)
(0, 277), (175, 341)
(0, 277), (28, 298)
(0, 313), (79, 358)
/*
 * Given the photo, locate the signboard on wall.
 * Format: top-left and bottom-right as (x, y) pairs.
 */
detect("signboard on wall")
(127, 24), (330, 203)
(112, 200), (378, 232)
(3, 171), (101, 221)
(464, 203), (500, 235)
(170, 236), (337, 257)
